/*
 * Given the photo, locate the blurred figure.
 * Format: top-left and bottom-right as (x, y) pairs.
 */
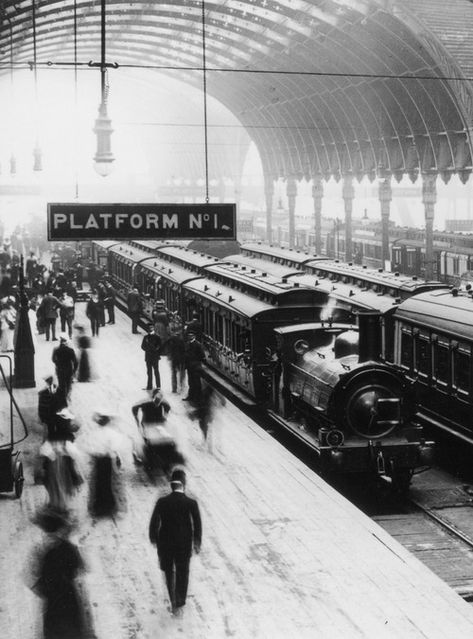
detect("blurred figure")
(38, 408), (83, 513)
(25, 251), (38, 287)
(183, 332), (205, 403)
(141, 323), (162, 390)
(52, 334), (78, 407)
(76, 325), (93, 383)
(39, 290), (61, 341)
(0, 296), (16, 352)
(104, 281), (116, 324)
(95, 280), (107, 327)
(127, 286), (142, 334)
(85, 291), (102, 337)
(29, 508), (95, 639)
(131, 389), (183, 474)
(88, 411), (127, 519)
(149, 469), (202, 615)
(185, 312), (202, 339)
(188, 383), (226, 449)
(152, 299), (170, 345)
(59, 290), (75, 338)
(167, 326), (186, 394)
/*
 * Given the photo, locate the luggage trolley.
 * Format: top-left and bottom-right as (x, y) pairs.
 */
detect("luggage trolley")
(0, 356), (28, 498)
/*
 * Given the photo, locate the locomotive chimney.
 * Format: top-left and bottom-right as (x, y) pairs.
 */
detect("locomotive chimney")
(357, 310), (382, 362)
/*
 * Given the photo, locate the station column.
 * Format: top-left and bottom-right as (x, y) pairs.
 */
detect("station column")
(312, 176), (324, 255)
(286, 177), (297, 248)
(378, 176), (392, 269)
(264, 177), (274, 244)
(342, 174), (354, 262)
(422, 172), (437, 281)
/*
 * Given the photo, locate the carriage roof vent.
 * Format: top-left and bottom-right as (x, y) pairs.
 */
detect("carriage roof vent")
(315, 279), (319, 286)
(216, 290), (222, 297)
(362, 265), (367, 269)
(228, 295), (234, 303)
(154, 262), (157, 266)
(412, 275), (418, 280)
(334, 259), (339, 263)
(251, 269), (256, 274)
(349, 289), (354, 296)
(282, 277), (288, 283)
(452, 287), (459, 297)
(168, 269), (173, 274)
(293, 282), (300, 287)
(262, 272), (267, 277)
(204, 285), (209, 291)
(242, 266), (247, 270)
(348, 262), (353, 266)
(378, 268), (383, 272)
(394, 272), (400, 277)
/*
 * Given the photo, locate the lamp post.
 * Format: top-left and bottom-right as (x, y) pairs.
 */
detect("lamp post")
(92, 0), (114, 177)
(13, 255), (35, 388)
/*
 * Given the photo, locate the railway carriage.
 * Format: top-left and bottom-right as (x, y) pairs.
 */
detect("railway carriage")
(135, 257), (202, 320)
(180, 277), (349, 402)
(155, 245), (225, 273)
(393, 288), (473, 449)
(90, 240), (122, 272)
(240, 242), (325, 268)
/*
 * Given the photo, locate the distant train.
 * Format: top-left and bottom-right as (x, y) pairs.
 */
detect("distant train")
(87, 239), (439, 490)
(247, 219), (473, 284)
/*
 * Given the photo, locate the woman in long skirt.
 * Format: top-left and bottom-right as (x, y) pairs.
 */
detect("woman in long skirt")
(88, 411), (127, 519)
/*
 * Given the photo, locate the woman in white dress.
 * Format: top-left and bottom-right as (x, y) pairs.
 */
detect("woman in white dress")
(0, 297), (16, 352)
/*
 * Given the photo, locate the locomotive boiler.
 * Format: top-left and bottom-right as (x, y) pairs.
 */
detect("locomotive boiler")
(271, 312), (434, 490)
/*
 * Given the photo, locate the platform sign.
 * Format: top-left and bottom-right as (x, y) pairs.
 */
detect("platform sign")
(47, 203), (236, 241)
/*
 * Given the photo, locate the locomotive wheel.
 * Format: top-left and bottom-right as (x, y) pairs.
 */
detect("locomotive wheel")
(14, 462), (24, 499)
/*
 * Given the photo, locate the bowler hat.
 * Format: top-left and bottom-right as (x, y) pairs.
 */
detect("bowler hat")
(170, 469), (186, 486)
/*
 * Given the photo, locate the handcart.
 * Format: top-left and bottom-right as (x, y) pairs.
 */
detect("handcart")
(140, 422), (185, 477)
(0, 356), (28, 498)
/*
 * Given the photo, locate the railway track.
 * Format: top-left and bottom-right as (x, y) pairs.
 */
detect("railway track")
(372, 471), (473, 603)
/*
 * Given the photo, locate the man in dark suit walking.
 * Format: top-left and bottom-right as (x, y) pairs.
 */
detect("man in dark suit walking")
(149, 469), (202, 614)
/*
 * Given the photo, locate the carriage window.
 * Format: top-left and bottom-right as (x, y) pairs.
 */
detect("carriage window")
(407, 249), (416, 269)
(453, 256), (460, 276)
(414, 336), (431, 377)
(400, 331), (413, 369)
(453, 349), (470, 393)
(433, 342), (449, 385)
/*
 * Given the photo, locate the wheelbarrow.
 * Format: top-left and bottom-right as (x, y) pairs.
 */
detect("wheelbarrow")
(0, 355), (28, 498)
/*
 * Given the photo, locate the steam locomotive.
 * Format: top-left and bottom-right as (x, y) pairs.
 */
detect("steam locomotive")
(270, 313), (433, 489)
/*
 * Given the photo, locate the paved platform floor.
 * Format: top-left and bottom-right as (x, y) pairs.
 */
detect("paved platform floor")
(1, 302), (473, 638)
